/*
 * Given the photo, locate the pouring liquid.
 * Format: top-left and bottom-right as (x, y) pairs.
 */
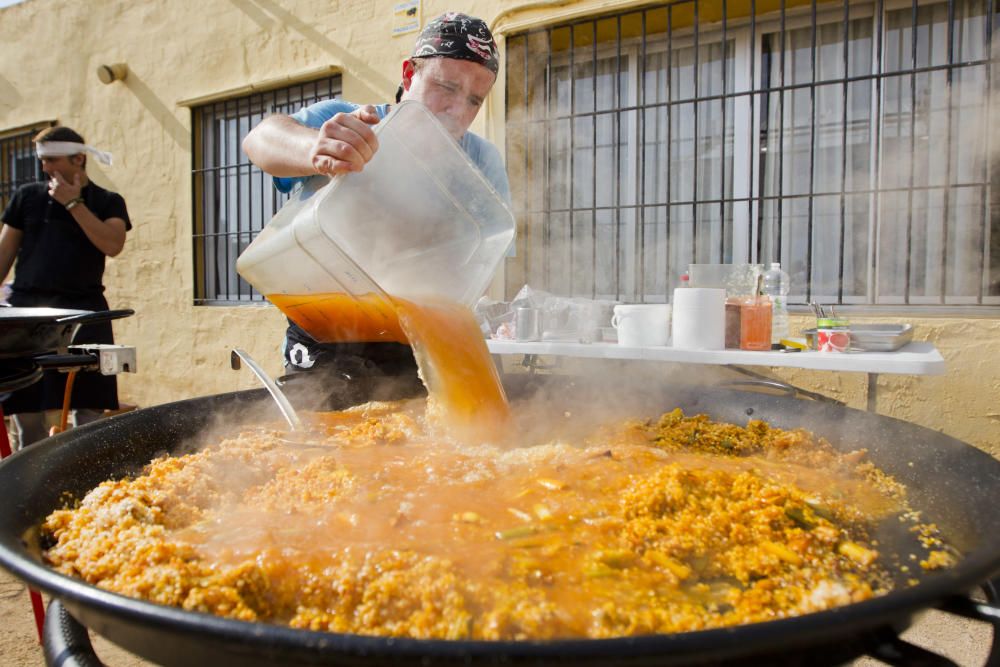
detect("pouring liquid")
(268, 292), (406, 342)
(268, 292), (509, 438)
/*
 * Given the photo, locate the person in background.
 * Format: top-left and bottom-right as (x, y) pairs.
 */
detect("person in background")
(0, 126), (131, 447)
(242, 12), (510, 390)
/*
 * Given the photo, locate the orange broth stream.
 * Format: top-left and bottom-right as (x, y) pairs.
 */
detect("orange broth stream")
(267, 292), (508, 436)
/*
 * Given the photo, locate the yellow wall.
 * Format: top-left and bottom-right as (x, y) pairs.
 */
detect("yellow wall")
(1, 0), (997, 455)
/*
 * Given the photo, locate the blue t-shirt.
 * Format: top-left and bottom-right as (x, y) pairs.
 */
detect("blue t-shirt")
(273, 100), (511, 204)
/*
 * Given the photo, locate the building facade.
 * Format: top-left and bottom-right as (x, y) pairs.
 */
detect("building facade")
(1, 0), (997, 454)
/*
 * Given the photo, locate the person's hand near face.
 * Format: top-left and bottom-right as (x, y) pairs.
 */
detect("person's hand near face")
(41, 155), (84, 207)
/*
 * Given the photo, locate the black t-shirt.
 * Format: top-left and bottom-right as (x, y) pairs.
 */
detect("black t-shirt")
(284, 320), (417, 377)
(1, 181), (131, 300)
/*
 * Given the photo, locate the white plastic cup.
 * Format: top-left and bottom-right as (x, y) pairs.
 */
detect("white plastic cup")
(671, 288), (726, 350)
(515, 307), (541, 342)
(611, 304), (671, 347)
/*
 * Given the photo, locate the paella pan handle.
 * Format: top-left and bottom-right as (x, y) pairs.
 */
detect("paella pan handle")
(865, 627), (963, 666)
(935, 577), (1000, 650)
(864, 581), (999, 667)
(55, 309), (135, 326)
(936, 577), (1000, 622)
(42, 599), (104, 667)
(721, 379), (799, 399)
(721, 366), (846, 405)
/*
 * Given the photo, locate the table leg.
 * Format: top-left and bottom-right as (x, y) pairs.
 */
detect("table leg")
(522, 354), (539, 374)
(867, 373), (879, 413)
(491, 354), (505, 379)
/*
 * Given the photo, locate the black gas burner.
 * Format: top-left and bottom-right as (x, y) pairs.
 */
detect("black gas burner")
(0, 351), (108, 396)
(0, 359), (43, 395)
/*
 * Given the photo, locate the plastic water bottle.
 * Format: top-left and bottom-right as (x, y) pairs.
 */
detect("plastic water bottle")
(762, 263), (790, 344)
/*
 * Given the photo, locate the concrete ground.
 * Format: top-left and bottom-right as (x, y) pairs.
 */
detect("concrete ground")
(0, 567), (991, 666)
(1, 569), (149, 666)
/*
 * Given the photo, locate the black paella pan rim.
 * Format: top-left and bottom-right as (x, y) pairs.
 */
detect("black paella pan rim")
(3, 540), (997, 665)
(0, 386), (998, 665)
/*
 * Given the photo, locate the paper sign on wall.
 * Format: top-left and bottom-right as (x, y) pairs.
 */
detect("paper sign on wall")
(393, 1), (420, 36)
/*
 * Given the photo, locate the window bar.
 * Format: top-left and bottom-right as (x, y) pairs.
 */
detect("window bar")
(978, 0), (995, 301)
(211, 105), (221, 301)
(720, 0), (729, 263)
(750, 0), (759, 265)
(905, 0), (919, 304)
(529, 59), (991, 120)
(674, 60), (989, 99)
(837, 0), (850, 303)
(191, 111), (200, 302)
(568, 24), (576, 295)
(615, 15), (624, 300)
(210, 105), (220, 302)
(224, 100), (233, 302)
(521, 35), (532, 296)
(871, 0), (885, 303)
(940, 0), (957, 302)
(18, 131), (24, 193)
(212, 105), (223, 301)
(4, 135), (10, 204)
(2, 135), (8, 207)
(1, 137), (5, 205)
(777, 0), (787, 267)
(805, 0), (818, 304)
(544, 26), (553, 291)
(262, 90), (273, 235)
(638, 10), (648, 301)
(643, 182), (987, 204)
(249, 92), (258, 236)
(666, 7), (674, 292)
(208, 108), (218, 302)
(591, 20), (599, 299)
(271, 89), (286, 241)
(236, 109), (244, 301)
(757, 38), (770, 267)
(201, 108), (215, 302)
(5, 134), (10, 200)
(259, 91), (269, 233)
(693, 0), (701, 266)
(199, 109), (208, 303)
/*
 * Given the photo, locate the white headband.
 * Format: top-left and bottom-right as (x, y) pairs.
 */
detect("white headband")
(35, 141), (114, 166)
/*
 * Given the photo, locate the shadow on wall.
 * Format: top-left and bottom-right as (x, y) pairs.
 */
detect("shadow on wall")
(228, 0), (397, 99)
(84, 161), (119, 194)
(122, 70), (189, 150)
(0, 73), (20, 112)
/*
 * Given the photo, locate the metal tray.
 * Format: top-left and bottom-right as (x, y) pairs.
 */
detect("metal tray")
(848, 323), (914, 351)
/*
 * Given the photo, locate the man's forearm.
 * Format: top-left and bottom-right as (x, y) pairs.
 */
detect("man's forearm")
(243, 115), (320, 177)
(69, 206), (127, 257)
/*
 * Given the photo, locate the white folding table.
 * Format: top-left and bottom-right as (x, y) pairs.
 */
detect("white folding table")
(486, 340), (945, 412)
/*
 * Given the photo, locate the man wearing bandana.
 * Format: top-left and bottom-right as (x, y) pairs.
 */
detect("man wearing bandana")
(0, 126), (131, 447)
(243, 12), (509, 393)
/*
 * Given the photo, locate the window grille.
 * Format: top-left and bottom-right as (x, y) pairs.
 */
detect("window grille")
(192, 76), (341, 304)
(0, 127), (49, 213)
(505, 0), (999, 307)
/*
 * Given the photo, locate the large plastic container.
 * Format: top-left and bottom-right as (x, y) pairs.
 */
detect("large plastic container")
(236, 101), (516, 343)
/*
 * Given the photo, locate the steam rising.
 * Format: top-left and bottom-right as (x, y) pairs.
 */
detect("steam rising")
(509, 11), (998, 304)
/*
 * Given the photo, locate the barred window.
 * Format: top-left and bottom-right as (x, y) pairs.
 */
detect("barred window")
(192, 76), (341, 304)
(505, 0), (999, 307)
(1, 126), (49, 213)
